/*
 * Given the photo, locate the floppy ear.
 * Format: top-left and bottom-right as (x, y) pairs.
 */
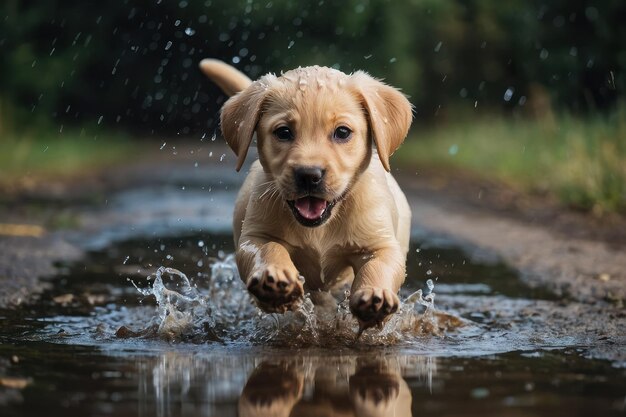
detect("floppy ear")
(220, 75), (276, 171)
(351, 72), (413, 172)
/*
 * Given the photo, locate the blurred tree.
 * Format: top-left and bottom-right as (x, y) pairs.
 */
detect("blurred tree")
(0, 0), (623, 134)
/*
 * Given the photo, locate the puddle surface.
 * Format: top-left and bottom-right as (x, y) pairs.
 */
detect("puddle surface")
(1, 231), (625, 416)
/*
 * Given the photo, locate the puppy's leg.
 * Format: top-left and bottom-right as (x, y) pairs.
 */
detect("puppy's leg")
(237, 237), (304, 313)
(349, 246), (405, 330)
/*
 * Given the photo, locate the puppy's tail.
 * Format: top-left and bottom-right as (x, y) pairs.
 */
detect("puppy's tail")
(199, 59), (252, 96)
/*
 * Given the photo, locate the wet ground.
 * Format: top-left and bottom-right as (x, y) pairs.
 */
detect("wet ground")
(1, 145), (625, 416)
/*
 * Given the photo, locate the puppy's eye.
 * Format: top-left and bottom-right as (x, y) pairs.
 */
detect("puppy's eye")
(333, 126), (352, 142)
(273, 126), (294, 142)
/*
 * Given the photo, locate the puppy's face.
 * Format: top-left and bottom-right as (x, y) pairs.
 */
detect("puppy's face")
(220, 66), (412, 228)
(256, 68), (370, 227)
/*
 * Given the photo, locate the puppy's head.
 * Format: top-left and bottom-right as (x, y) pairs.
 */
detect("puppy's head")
(219, 65), (412, 227)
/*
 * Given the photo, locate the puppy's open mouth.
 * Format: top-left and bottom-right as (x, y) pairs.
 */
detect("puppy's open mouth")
(287, 196), (335, 227)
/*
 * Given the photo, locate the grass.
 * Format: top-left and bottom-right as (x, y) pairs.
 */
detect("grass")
(0, 126), (137, 187)
(397, 107), (626, 214)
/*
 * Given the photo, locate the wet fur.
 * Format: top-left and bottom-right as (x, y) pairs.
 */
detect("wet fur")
(200, 59), (413, 329)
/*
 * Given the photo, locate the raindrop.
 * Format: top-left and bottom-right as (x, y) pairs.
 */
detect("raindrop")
(569, 47), (578, 57)
(165, 41), (172, 50)
(503, 87), (514, 102)
(219, 153), (226, 161)
(448, 144), (459, 155)
(232, 56), (240, 64)
(123, 256), (130, 265)
(426, 269), (432, 275)
(184, 27), (195, 36)
(287, 40), (295, 49)
(97, 115), (104, 125)
(160, 142), (166, 150)
(198, 240), (205, 247)
(539, 48), (549, 60)
(434, 41), (442, 52)
(389, 57), (397, 63)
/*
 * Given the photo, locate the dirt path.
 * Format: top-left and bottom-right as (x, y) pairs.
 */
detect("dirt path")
(1, 145), (624, 343)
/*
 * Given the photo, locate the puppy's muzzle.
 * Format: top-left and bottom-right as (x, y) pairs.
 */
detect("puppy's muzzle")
(287, 166), (335, 227)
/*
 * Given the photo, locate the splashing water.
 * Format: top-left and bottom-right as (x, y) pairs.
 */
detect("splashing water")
(126, 255), (462, 346)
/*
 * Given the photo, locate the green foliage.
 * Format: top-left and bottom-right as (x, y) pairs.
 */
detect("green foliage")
(397, 106), (626, 214)
(0, 0), (624, 133)
(0, 105), (136, 183)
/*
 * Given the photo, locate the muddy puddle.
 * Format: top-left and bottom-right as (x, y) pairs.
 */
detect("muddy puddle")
(1, 228), (625, 416)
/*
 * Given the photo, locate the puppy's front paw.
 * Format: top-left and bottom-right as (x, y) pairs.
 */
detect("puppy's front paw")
(350, 287), (399, 331)
(247, 264), (304, 313)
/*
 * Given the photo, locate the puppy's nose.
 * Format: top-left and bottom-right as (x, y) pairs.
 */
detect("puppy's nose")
(294, 166), (325, 190)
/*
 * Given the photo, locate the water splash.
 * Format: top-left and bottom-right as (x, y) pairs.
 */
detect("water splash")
(126, 255), (462, 346)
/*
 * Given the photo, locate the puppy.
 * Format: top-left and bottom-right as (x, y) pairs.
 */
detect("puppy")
(200, 59), (412, 330)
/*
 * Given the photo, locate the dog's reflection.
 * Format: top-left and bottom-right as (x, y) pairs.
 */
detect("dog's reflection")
(239, 359), (412, 417)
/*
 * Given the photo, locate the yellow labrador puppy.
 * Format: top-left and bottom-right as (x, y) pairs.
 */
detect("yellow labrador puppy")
(200, 59), (412, 330)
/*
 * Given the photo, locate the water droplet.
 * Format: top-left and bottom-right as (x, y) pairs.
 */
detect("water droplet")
(184, 27), (195, 36)
(287, 40), (295, 49)
(448, 144), (459, 155)
(165, 41), (172, 50)
(426, 269), (432, 275)
(219, 153), (226, 161)
(123, 256), (130, 265)
(434, 41), (442, 52)
(503, 87), (514, 102)
(160, 142), (166, 150)
(197, 240), (205, 248)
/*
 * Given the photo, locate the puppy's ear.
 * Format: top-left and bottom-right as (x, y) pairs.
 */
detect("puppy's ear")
(351, 72), (413, 172)
(220, 75), (276, 171)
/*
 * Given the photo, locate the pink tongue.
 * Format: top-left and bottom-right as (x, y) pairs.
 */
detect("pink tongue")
(294, 197), (328, 220)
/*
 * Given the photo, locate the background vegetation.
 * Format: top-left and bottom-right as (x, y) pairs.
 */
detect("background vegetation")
(1, 0), (624, 211)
